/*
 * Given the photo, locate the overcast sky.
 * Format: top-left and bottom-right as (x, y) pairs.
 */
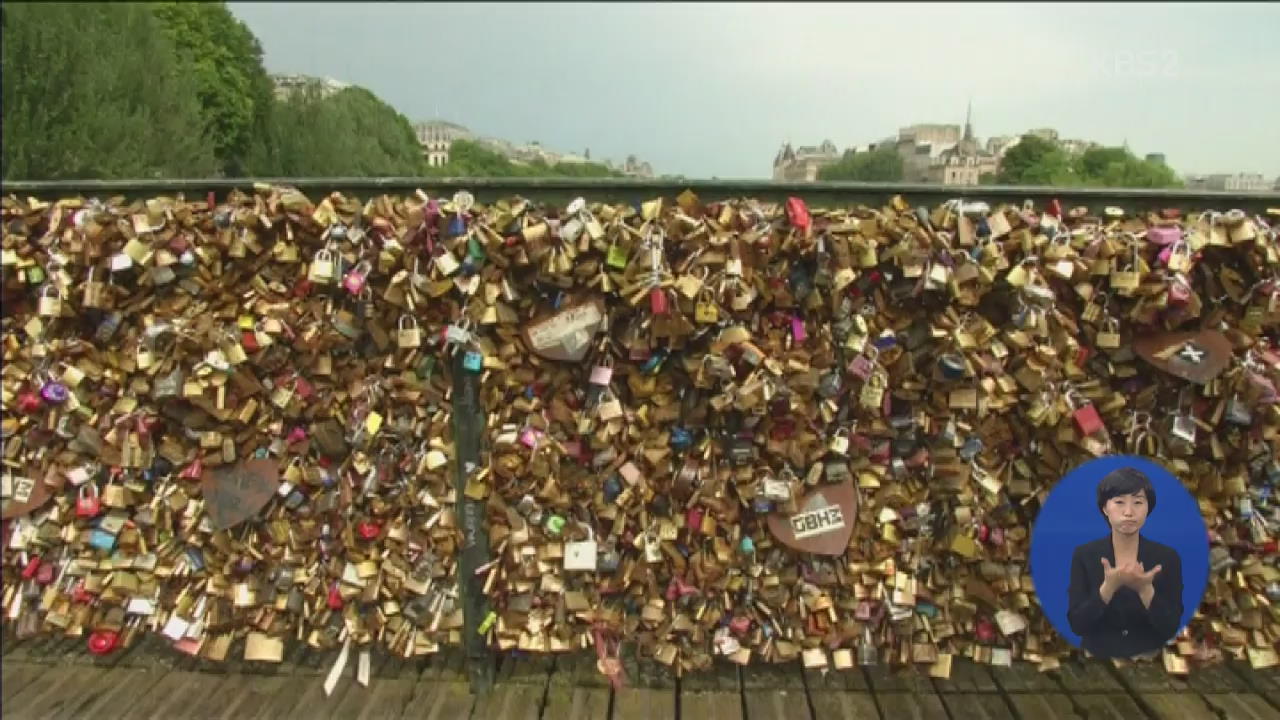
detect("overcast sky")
(229, 2), (1279, 180)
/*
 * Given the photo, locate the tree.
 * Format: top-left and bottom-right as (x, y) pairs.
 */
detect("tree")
(817, 146), (904, 182)
(247, 84), (427, 176)
(151, 2), (274, 176)
(1073, 146), (1181, 189)
(2, 2), (218, 180)
(995, 134), (1077, 185)
(423, 139), (624, 178)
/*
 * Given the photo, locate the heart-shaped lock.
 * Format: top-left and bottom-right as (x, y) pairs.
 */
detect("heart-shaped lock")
(766, 479), (858, 556)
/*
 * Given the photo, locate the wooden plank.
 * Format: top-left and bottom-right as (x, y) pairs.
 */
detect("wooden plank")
(1073, 693), (1146, 720)
(1200, 693), (1280, 720)
(932, 657), (999, 693)
(471, 683), (545, 720)
(281, 670), (356, 719)
(991, 663), (1062, 693)
(1, 661), (46, 697)
(424, 681), (474, 720)
(612, 687), (675, 720)
(1229, 661), (1280, 693)
(804, 691), (878, 720)
(29, 666), (113, 719)
(1055, 661), (1121, 693)
(209, 675), (277, 720)
(1184, 662), (1249, 694)
(1, 664), (98, 717)
(568, 687), (613, 720)
(741, 688), (806, 720)
(1005, 693), (1082, 720)
(1112, 661), (1191, 693)
(938, 693), (1016, 720)
(158, 670), (248, 719)
(682, 690), (747, 720)
(1140, 693), (1217, 720)
(48, 666), (153, 719)
(872, 692), (948, 719)
(862, 664), (933, 694)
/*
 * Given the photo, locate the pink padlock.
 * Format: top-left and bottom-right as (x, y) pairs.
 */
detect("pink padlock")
(519, 427), (542, 448)
(791, 315), (806, 344)
(343, 261), (371, 294)
(287, 427), (307, 444)
(589, 357), (614, 386)
(1147, 226), (1181, 246)
(686, 506), (704, 533)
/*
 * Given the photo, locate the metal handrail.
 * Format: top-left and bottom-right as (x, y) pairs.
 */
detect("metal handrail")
(4, 177), (1278, 211)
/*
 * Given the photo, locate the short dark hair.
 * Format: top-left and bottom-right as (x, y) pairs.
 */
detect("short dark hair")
(1096, 467), (1156, 518)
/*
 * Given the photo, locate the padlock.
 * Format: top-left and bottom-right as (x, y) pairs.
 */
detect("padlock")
(564, 527), (598, 572)
(397, 315), (421, 349)
(589, 356), (614, 386)
(343, 260), (372, 294)
(695, 291), (720, 324)
(37, 285), (62, 317)
(463, 349), (484, 372)
(1068, 391), (1105, 436)
(309, 248), (335, 283)
(76, 483), (102, 519)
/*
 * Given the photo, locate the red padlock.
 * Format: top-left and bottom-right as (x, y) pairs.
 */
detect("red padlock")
(1047, 198), (1063, 219)
(327, 582), (344, 610)
(729, 616), (751, 635)
(72, 580), (95, 604)
(36, 561), (55, 585)
(686, 507), (704, 534)
(21, 556), (41, 580)
(1071, 395), (1105, 436)
(241, 329), (260, 353)
(76, 484), (102, 518)
(88, 630), (119, 655)
(785, 196), (811, 231)
(975, 618), (996, 643)
(180, 459), (204, 480)
(649, 286), (669, 316)
(17, 391), (43, 415)
(357, 521), (381, 540)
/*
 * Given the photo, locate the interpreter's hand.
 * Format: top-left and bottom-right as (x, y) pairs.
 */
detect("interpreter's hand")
(1102, 557), (1161, 591)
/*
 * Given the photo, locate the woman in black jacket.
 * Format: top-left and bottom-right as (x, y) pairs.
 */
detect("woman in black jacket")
(1066, 467), (1184, 658)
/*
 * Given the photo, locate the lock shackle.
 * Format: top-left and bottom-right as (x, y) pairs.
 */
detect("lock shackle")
(398, 315), (418, 330)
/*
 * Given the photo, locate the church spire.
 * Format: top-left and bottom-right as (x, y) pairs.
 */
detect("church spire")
(963, 99), (974, 142)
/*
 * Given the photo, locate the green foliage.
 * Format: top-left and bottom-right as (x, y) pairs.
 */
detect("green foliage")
(817, 147), (904, 182)
(996, 135), (1181, 188)
(996, 135), (1075, 185)
(1071, 147), (1182, 189)
(424, 139), (625, 178)
(247, 85), (427, 176)
(151, 2), (273, 176)
(2, 2), (219, 180)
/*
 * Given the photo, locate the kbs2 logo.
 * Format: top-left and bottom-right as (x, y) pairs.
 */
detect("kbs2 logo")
(790, 505), (846, 539)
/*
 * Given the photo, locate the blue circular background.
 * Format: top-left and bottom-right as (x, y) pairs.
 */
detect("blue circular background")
(1029, 455), (1209, 651)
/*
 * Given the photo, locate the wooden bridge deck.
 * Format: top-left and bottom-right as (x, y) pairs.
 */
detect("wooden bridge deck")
(4, 634), (1280, 720)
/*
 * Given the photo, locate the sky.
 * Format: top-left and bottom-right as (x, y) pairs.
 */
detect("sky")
(228, 2), (1280, 181)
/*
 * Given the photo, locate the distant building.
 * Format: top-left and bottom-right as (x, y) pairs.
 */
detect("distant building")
(1027, 128), (1060, 142)
(1145, 153), (1166, 165)
(898, 124), (962, 156)
(986, 135), (1019, 159)
(1185, 173), (1272, 192)
(270, 73), (350, 101)
(772, 140), (839, 181)
(414, 120), (474, 168)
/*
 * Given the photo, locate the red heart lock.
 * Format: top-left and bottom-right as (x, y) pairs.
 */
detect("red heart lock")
(357, 521), (381, 540)
(88, 631), (119, 655)
(786, 197), (811, 231)
(18, 391), (43, 415)
(327, 583), (344, 610)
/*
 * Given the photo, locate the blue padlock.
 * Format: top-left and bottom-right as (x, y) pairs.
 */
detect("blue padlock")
(959, 436), (985, 461)
(740, 536), (755, 554)
(641, 351), (666, 375)
(670, 427), (693, 450)
(917, 602), (939, 618)
(938, 353), (967, 380)
(603, 475), (622, 504)
(90, 529), (116, 552)
(186, 547), (207, 572)
(447, 214), (466, 236)
(463, 350), (483, 372)
(751, 497), (773, 514)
